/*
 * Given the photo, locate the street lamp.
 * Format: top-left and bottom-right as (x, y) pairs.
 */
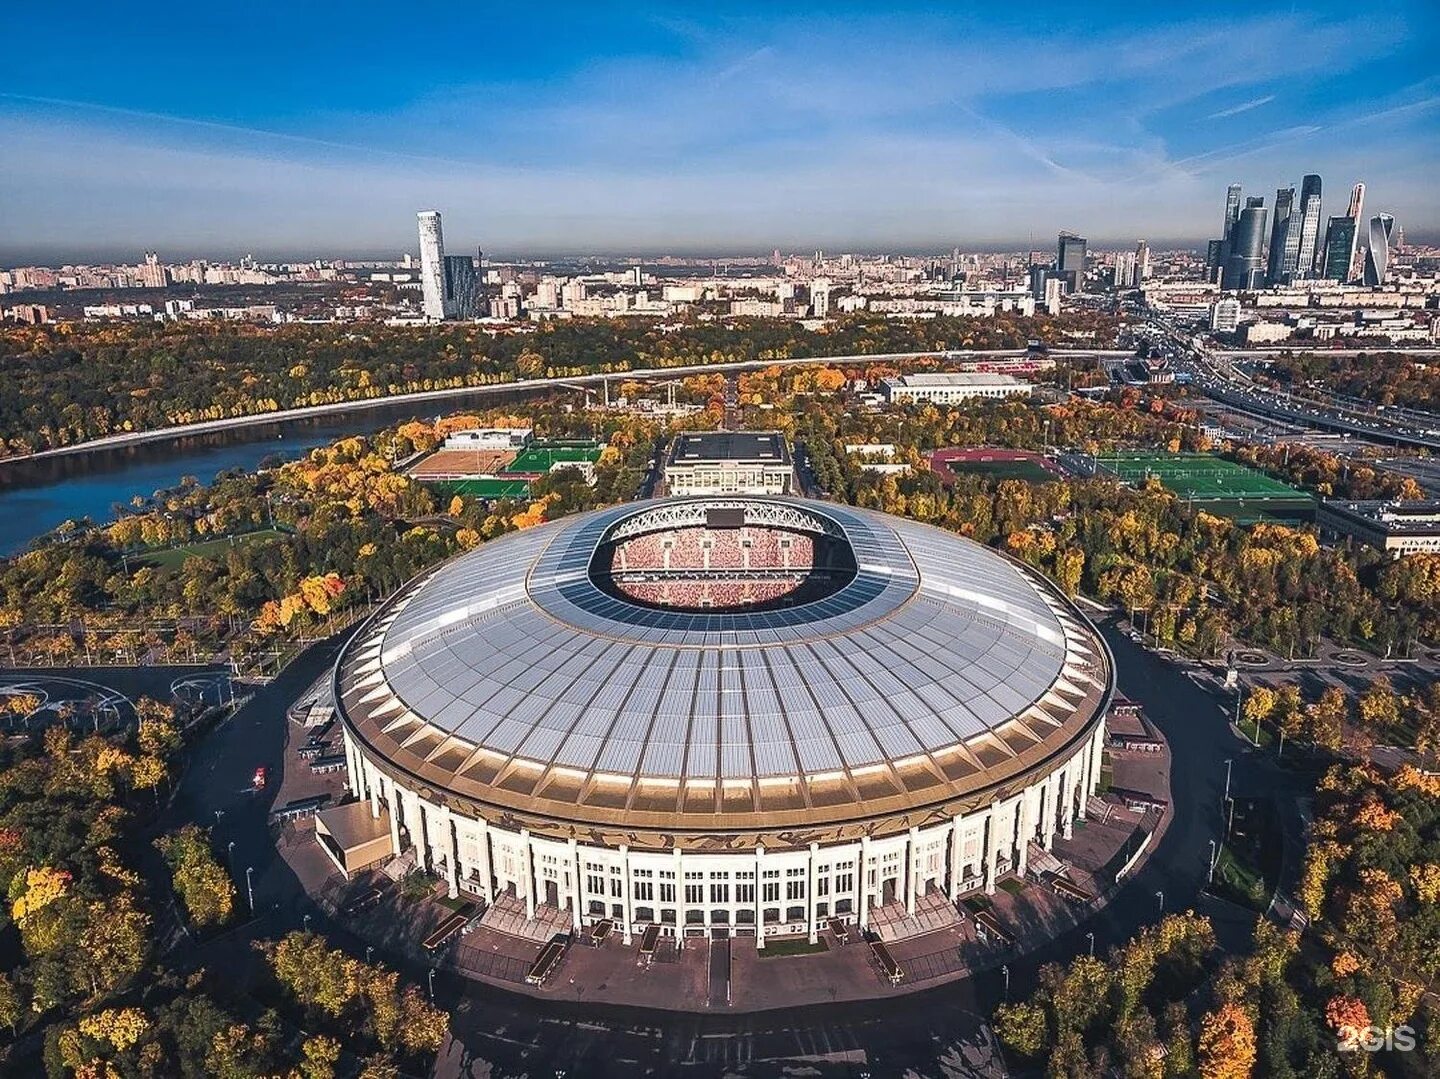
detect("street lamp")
(1208, 839), (1218, 885)
(1001, 964), (1010, 1000)
(303, 913), (312, 932)
(1155, 890), (1164, 916)
(1086, 931), (1095, 958)
(428, 968), (436, 1002)
(245, 866), (255, 913)
(366, 946), (374, 964)
(227, 841), (235, 872)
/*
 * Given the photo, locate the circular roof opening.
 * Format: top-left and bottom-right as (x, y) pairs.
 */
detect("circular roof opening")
(590, 501), (857, 613)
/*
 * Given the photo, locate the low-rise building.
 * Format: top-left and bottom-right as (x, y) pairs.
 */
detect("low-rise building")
(1316, 499), (1440, 556)
(880, 372), (1030, 405)
(443, 427), (534, 451)
(664, 431), (793, 495)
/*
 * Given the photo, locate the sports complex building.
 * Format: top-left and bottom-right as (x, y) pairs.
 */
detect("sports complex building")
(330, 496), (1114, 948)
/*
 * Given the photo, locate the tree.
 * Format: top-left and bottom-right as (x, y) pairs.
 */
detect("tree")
(299, 1034), (342, 1079)
(0, 972), (21, 1034)
(156, 826), (236, 928)
(1304, 687), (1347, 751)
(1197, 1002), (1256, 1079)
(994, 1000), (1048, 1057)
(1357, 677), (1401, 732)
(78, 1006), (151, 1052)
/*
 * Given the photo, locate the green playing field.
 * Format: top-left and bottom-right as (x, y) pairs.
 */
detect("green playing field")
(434, 478), (532, 500)
(1094, 452), (1313, 523)
(505, 440), (603, 473)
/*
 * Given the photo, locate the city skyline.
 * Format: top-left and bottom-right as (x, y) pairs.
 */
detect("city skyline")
(2, 2), (1438, 260)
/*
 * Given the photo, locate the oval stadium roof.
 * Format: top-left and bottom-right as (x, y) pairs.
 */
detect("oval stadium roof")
(336, 497), (1111, 834)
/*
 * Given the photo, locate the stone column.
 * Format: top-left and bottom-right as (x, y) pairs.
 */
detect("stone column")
(1060, 767), (1075, 840)
(672, 847), (685, 949)
(948, 815), (963, 901)
(754, 845), (766, 949)
(385, 779), (401, 857)
(983, 801), (1000, 894)
(858, 835), (872, 929)
(1017, 792), (1033, 877)
(441, 805), (459, 898)
(568, 838), (582, 930)
(905, 826), (919, 915)
(521, 829), (535, 920)
(806, 843), (819, 944)
(620, 845), (634, 945)
(475, 817), (492, 901)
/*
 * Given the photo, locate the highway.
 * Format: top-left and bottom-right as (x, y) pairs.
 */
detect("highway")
(3, 346), (1132, 466)
(1143, 315), (1440, 452)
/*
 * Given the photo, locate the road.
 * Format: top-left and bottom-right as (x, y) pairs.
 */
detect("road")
(1141, 316), (1440, 452)
(157, 616), (1285, 1077)
(5, 347), (1132, 465)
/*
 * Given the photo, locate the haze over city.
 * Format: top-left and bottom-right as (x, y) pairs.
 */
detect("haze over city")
(2, 0), (1438, 260)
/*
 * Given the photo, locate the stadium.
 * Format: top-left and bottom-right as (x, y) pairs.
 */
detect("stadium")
(331, 496), (1113, 950)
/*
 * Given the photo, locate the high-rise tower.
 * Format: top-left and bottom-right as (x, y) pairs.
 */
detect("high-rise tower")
(1056, 231), (1087, 293)
(1223, 184), (1243, 240)
(1362, 213), (1395, 286)
(1295, 175), (1323, 278)
(1321, 216), (1356, 282)
(1345, 183), (1366, 282)
(1224, 197), (1268, 290)
(417, 210), (448, 320)
(1267, 187), (1296, 284)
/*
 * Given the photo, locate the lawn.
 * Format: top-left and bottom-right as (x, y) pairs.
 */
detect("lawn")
(946, 458), (1057, 483)
(141, 528), (287, 569)
(1210, 797), (1282, 912)
(759, 936), (829, 958)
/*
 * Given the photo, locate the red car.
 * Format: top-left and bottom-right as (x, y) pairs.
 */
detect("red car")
(252, 766), (268, 790)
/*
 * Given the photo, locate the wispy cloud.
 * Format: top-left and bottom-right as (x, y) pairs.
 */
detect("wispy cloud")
(0, 6), (1436, 255)
(1207, 94), (1276, 119)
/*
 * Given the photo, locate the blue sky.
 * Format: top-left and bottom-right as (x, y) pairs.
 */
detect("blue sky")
(2, 1), (1437, 259)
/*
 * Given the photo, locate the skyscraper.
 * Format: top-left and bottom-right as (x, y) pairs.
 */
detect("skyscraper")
(1135, 240), (1151, 283)
(1321, 217), (1356, 282)
(1223, 198), (1268, 291)
(1056, 231), (1087, 293)
(1362, 213), (1395, 286)
(443, 254), (480, 320)
(417, 210), (447, 320)
(1267, 187), (1296, 284)
(1295, 175), (1323, 278)
(1346, 183), (1366, 282)
(1223, 184), (1243, 240)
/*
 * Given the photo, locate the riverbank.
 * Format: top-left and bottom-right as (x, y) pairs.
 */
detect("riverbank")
(0, 347), (1130, 466)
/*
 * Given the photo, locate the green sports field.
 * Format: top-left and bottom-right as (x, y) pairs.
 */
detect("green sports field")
(506, 440), (603, 473)
(946, 458), (1057, 483)
(434, 478), (532, 500)
(1094, 452), (1313, 523)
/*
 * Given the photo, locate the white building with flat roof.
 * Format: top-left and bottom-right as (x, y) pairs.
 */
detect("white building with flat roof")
(880, 372), (1030, 405)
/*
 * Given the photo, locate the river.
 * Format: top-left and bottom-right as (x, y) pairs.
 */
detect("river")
(0, 393), (528, 557)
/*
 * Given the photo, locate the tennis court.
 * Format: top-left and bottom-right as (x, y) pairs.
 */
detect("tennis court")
(1094, 452), (1313, 522)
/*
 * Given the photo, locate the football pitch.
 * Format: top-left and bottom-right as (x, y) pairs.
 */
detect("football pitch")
(1094, 452), (1313, 521)
(506, 440), (603, 473)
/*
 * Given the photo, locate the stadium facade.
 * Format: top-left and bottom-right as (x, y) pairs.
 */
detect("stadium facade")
(332, 497), (1113, 948)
